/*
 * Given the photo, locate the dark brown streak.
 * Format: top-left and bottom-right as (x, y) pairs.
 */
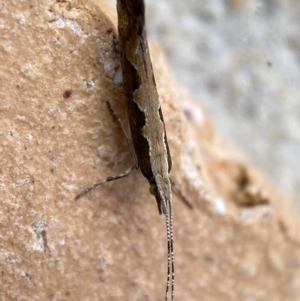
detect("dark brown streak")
(158, 107), (172, 173)
(118, 1), (152, 179)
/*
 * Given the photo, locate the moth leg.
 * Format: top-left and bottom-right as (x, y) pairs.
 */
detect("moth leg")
(75, 164), (135, 200)
(106, 101), (139, 168)
(170, 178), (193, 209)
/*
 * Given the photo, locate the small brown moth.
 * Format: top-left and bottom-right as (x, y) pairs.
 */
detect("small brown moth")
(117, 0), (174, 300)
(76, 0), (178, 300)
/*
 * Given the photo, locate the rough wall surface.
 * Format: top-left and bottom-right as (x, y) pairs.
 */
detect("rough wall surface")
(1, 1), (300, 301)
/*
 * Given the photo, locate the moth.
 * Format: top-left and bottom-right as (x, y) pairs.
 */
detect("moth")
(117, 0), (174, 300)
(76, 0), (183, 299)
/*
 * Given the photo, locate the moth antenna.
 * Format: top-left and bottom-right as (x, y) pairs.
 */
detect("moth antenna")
(169, 198), (175, 300)
(75, 164), (135, 200)
(165, 208), (171, 301)
(164, 197), (174, 301)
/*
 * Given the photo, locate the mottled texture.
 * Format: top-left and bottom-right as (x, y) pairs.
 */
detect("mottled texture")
(116, 1), (174, 299)
(1, 1), (300, 301)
